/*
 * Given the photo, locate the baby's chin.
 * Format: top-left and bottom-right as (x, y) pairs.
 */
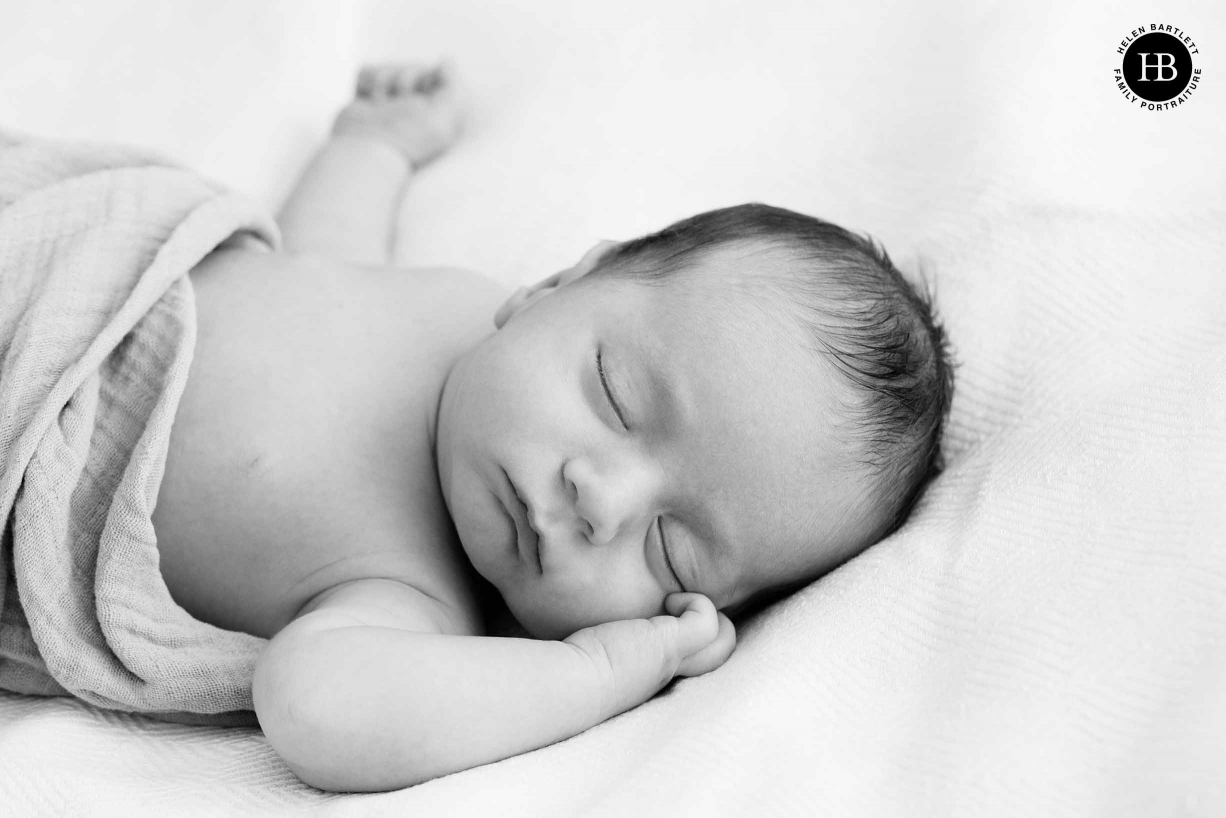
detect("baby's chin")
(499, 592), (576, 641)
(458, 557), (562, 639)
(476, 586), (533, 639)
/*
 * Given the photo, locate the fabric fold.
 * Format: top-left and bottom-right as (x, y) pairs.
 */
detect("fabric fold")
(0, 130), (279, 723)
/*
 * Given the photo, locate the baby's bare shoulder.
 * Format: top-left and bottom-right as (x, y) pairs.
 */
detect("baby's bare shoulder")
(397, 263), (510, 333)
(190, 247), (506, 360)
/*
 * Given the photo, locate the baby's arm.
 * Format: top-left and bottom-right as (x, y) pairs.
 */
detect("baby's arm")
(277, 63), (461, 265)
(253, 579), (734, 792)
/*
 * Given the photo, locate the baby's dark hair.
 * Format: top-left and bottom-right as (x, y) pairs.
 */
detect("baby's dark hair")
(587, 204), (954, 603)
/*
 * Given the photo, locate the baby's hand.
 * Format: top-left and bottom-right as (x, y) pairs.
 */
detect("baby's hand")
(332, 62), (463, 168)
(564, 593), (736, 719)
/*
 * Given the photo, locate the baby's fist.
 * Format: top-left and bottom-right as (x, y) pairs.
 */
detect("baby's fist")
(564, 593), (736, 720)
(333, 61), (463, 169)
(665, 593), (737, 679)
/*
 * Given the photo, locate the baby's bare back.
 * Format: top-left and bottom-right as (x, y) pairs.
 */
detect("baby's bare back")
(151, 246), (506, 638)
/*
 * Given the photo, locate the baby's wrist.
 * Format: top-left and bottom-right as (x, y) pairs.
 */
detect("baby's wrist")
(564, 618), (682, 719)
(327, 126), (415, 172)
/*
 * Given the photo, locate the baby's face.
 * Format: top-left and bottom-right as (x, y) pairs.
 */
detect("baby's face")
(435, 248), (874, 639)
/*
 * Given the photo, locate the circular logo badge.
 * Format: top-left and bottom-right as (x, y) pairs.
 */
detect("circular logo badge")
(1123, 33), (1192, 100)
(1114, 25), (1202, 110)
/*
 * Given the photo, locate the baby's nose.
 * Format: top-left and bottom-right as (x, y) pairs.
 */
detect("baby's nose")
(585, 504), (620, 548)
(563, 457), (656, 548)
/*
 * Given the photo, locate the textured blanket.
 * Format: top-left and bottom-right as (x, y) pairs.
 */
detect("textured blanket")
(1, 1), (1224, 815)
(0, 131), (275, 723)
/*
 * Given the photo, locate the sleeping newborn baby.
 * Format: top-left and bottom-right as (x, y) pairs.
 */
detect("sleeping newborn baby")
(144, 62), (952, 790)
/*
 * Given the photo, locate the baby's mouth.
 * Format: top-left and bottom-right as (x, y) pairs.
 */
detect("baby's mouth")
(503, 469), (542, 573)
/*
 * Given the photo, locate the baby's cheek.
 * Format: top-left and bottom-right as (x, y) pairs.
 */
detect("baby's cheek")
(572, 584), (666, 632)
(512, 549), (669, 636)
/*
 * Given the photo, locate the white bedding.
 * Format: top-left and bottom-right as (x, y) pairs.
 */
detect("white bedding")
(2, 0), (1224, 815)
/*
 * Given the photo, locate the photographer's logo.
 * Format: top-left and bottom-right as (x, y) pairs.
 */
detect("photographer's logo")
(1114, 24), (1202, 110)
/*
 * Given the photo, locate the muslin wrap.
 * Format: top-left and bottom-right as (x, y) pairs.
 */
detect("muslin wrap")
(0, 131), (277, 724)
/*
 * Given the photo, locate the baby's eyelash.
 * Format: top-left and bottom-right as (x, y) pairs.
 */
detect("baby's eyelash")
(658, 517), (684, 592)
(597, 348), (628, 430)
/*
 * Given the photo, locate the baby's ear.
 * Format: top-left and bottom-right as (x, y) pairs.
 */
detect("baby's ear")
(494, 240), (620, 329)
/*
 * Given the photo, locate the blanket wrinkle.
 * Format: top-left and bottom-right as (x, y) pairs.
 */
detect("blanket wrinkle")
(0, 131), (278, 724)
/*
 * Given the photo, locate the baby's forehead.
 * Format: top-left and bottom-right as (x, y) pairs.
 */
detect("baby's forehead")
(645, 239), (799, 291)
(595, 243), (804, 323)
(587, 251), (856, 443)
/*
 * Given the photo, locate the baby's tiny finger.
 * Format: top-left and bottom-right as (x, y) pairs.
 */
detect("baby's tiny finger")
(663, 593), (690, 618)
(664, 592), (711, 619)
(665, 593), (719, 654)
(356, 66), (377, 98)
(676, 612), (736, 677)
(433, 58), (456, 83)
(385, 62), (431, 95)
(414, 65), (443, 94)
(374, 64), (406, 97)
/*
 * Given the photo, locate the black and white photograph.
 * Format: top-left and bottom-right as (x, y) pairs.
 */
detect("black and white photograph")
(0, 0), (1221, 814)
